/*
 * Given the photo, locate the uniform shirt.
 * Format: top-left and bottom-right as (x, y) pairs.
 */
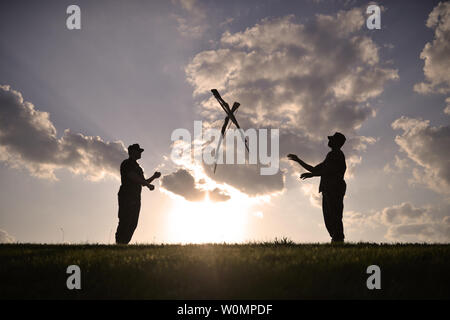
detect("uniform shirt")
(119, 158), (144, 198)
(314, 149), (346, 194)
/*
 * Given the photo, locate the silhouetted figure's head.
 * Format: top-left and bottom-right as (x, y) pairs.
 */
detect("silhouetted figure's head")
(327, 132), (346, 150)
(128, 143), (144, 160)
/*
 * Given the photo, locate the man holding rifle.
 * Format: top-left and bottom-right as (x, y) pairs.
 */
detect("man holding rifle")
(115, 143), (161, 244)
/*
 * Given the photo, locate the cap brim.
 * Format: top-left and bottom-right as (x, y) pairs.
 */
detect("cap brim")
(327, 136), (333, 139)
(139, 148), (144, 152)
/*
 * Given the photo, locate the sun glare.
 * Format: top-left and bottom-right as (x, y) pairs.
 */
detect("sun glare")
(166, 194), (250, 244)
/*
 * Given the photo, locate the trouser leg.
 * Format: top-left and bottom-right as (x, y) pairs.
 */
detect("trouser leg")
(322, 192), (345, 241)
(322, 193), (334, 239)
(334, 196), (344, 241)
(115, 196), (141, 244)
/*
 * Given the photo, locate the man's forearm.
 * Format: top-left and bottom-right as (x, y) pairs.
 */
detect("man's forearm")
(297, 159), (315, 172)
(128, 172), (150, 186)
(137, 176), (150, 186)
(146, 174), (157, 184)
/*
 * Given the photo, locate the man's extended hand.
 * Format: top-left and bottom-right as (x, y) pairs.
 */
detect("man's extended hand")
(287, 154), (300, 162)
(300, 172), (314, 180)
(153, 171), (161, 179)
(146, 171), (161, 184)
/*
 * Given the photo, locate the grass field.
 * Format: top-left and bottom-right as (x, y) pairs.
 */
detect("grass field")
(1, 242), (449, 299)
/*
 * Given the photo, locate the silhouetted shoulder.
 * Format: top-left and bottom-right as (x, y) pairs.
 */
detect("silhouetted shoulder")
(326, 149), (345, 161)
(121, 159), (143, 175)
(120, 159), (131, 170)
(321, 149), (346, 176)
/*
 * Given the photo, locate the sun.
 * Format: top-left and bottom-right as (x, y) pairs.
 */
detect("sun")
(166, 194), (250, 244)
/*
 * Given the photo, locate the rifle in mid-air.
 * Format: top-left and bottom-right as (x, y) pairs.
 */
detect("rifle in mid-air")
(211, 89), (249, 173)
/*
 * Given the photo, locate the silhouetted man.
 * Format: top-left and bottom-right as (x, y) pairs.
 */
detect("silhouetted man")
(288, 132), (347, 243)
(115, 144), (161, 244)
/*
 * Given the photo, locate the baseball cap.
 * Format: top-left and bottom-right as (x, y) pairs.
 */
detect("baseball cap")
(128, 143), (144, 153)
(327, 132), (346, 147)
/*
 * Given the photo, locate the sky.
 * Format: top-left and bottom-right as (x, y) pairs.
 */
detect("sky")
(0, 0), (449, 244)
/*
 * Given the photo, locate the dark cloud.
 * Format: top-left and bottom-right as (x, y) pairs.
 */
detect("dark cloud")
(384, 202), (450, 242)
(0, 85), (127, 180)
(380, 202), (427, 225)
(161, 168), (206, 201)
(161, 168), (231, 202)
(389, 223), (435, 239)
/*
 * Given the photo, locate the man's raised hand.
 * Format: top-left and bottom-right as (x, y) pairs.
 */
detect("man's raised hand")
(300, 172), (313, 180)
(287, 154), (300, 162)
(146, 171), (161, 184)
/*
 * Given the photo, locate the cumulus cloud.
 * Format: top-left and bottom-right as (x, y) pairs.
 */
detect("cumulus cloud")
(345, 202), (450, 242)
(183, 9), (397, 197)
(0, 85), (127, 180)
(0, 229), (15, 243)
(414, 2), (450, 95)
(392, 116), (450, 194)
(379, 202), (427, 225)
(187, 12), (397, 136)
(161, 168), (205, 201)
(161, 168), (231, 202)
(382, 202), (450, 242)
